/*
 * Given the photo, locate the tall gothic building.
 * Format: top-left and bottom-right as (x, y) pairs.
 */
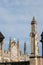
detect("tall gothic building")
(0, 33), (29, 62)
(0, 17), (43, 65)
(30, 17), (43, 65)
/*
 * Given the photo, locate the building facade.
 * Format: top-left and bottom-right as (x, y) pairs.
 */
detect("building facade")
(0, 32), (29, 62)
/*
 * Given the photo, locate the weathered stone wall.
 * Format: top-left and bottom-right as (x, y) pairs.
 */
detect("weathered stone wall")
(30, 56), (43, 65)
(36, 57), (43, 65)
(37, 57), (42, 65)
(30, 57), (35, 65)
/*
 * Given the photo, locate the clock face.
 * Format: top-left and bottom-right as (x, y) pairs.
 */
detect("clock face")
(11, 45), (18, 59)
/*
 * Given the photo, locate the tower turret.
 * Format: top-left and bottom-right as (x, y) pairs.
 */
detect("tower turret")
(17, 40), (19, 48)
(24, 41), (26, 55)
(30, 17), (39, 56)
(17, 40), (20, 61)
(9, 37), (11, 50)
(31, 16), (37, 33)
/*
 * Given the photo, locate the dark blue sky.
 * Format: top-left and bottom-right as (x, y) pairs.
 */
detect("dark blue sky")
(0, 0), (43, 55)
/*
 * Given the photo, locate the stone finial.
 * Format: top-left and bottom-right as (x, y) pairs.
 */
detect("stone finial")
(31, 16), (37, 24)
(33, 16), (36, 21)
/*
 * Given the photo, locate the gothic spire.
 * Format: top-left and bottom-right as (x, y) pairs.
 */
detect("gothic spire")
(9, 37), (11, 48)
(17, 39), (19, 47)
(31, 16), (37, 25)
(24, 41), (26, 54)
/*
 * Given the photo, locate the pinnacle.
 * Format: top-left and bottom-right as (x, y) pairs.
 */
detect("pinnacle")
(31, 16), (37, 24)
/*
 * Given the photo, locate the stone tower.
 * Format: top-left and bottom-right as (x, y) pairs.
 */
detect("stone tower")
(30, 17), (39, 56)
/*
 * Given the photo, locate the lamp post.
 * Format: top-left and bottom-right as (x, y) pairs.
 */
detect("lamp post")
(40, 32), (43, 57)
